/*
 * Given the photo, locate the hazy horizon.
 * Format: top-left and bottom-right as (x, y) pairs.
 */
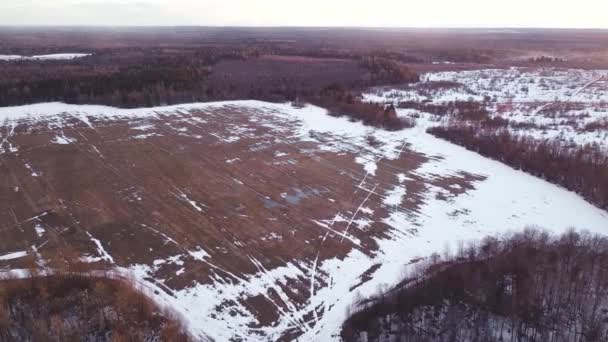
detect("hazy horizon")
(1, 0), (607, 28)
(1, 25), (607, 30)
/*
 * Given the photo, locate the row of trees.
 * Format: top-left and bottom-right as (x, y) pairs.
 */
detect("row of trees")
(399, 100), (491, 120)
(342, 228), (608, 341)
(527, 56), (567, 64)
(427, 125), (608, 210)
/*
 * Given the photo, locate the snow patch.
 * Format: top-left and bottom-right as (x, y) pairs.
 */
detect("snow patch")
(0, 53), (91, 61)
(188, 248), (209, 261)
(53, 134), (75, 145)
(34, 224), (45, 237)
(383, 185), (407, 207)
(0, 251), (28, 261)
(86, 232), (115, 264)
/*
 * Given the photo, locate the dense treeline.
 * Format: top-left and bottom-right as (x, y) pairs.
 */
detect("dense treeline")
(203, 56), (369, 103)
(0, 45), (419, 110)
(0, 274), (191, 342)
(432, 48), (495, 63)
(427, 125), (608, 209)
(359, 57), (420, 85)
(342, 228), (608, 342)
(0, 47), (247, 108)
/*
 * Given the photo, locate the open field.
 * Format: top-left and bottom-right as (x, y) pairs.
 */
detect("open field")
(1, 100), (607, 340)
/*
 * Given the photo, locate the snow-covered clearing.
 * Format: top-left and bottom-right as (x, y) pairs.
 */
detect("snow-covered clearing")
(0, 53), (91, 61)
(365, 68), (608, 151)
(0, 99), (607, 341)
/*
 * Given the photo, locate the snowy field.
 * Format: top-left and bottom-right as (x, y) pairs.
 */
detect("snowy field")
(1, 100), (608, 341)
(364, 68), (608, 150)
(0, 53), (91, 61)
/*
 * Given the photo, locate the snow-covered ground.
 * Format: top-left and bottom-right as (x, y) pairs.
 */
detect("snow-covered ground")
(364, 68), (608, 151)
(1, 100), (608, 341)
(0, 53), (91, 61)
(0, 250), (28, 261)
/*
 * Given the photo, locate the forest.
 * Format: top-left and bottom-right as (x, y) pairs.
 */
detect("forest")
(0, 48), (418, 107)
(342, 228), (608, 342)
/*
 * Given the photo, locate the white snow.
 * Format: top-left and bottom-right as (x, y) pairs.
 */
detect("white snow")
(383, 185), (407, 207)
(24, 162), (39, 177)
(0, 55), (22, 61)
(0, 251), (28, 261)
(34, 224), (45, 237)
(0, 53), (91, 61)
(355, 156), (378, 176)
(133, 133), (162, 139)
(53, 134), (75, 145)
(397, 173), (408, 183)
(131, 123), (156, 131)
(141, 224), (179, 246)
(188, 248), (209, 261)
(176, 190), (206, 212)
(86, 232), (115, 264)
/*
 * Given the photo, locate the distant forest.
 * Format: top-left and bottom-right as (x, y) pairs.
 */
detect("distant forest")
(3, 26), (608, 130)
(0, 47), (418, 108)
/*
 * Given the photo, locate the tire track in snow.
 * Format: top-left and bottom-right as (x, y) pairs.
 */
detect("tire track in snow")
(309, 252), (320, 324)
(0, 124), (16, 153)
(248, 256), (311, 333)
(534, 76), (605, 115)
(85, 231), (115, 263)
(341, 185), (378, 242)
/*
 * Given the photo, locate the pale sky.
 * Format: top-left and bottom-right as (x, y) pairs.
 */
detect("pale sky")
(0, 0), (607, 28)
